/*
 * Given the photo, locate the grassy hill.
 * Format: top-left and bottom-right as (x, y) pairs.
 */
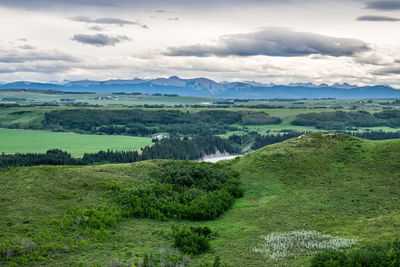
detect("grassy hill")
(1, 133), (399, 266)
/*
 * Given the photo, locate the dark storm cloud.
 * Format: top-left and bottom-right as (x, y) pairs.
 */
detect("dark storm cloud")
(71, 16), (148, 29)
(353, 52), (393, 66)
(71, 33), (131, 47)
(365, 1), (400, 10)
(357, 15), (400, 21)
(373, 66), (400, 75)
(0, 51), (79, 63)
(165, 28), (371, 58)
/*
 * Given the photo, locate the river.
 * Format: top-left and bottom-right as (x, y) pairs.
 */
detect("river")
(197, 154), (242, 163)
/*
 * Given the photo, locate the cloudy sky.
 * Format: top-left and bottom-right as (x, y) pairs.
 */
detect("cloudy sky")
(0, 0), (399, 86)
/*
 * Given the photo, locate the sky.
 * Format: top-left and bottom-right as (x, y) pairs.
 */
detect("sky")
(0, 0), (399, 86)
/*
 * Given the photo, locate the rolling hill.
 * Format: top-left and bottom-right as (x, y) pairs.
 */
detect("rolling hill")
(1, 133), (399, 266)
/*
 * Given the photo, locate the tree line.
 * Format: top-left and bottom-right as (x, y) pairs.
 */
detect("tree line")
(339, 130), (400, 140)
(0, 135), (241, 169)
(292, 110), (400, 130)
(42, 108), (281, 136)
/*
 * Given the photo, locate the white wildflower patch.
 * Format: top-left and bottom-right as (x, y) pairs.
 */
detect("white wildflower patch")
(252, 230), (358, 260)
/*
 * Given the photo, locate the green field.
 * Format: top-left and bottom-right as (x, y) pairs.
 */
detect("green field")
(0, 90), (215, 106)
(1, 89), (396, 109)
(2, 95), (400, 136)
(0, 128), (152, 156)
(1, 133), (399, 266)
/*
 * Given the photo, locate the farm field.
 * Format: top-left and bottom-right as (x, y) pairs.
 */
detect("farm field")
(1, 133), (399, 266)
(2, 101), (400, 157)
(3, 104), (400, 133)
(2, 95), (400, 159)
(2, 91), (400, 134)
(3, 89), (400, 110)
(0, 90), (216, 106)
(0, 128), (152, 156)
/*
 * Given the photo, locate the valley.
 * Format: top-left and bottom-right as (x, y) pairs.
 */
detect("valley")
(1, 93), (400, 266)
(1, 133), (399, 266)
(2, 0), (400, 265)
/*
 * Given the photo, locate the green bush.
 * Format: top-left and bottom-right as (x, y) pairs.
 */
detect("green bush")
(76, 206), (122, 230)
(154, 161), (231, 191)
(115, 161), (242, 221)
(172, 226), (212, 255)
(58, 206), (123, 243)
(116, 183), (239, 221)
(0, 239), (56, 265)
(311, 240), (400, 267)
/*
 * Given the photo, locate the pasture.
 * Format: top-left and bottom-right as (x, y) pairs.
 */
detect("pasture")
(0, 128), (152, 156)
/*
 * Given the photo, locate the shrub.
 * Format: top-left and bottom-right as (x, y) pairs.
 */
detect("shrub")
(154, 161), (231, 191)
(115, 161), (242, 221)
(59, 206), (123, 242)
(172, 226), (212, 255)
(133, 253), (193, 267)
(76, 206), (122, 230)
(0, 239), (56, 265)
(311, 240), (400, 267)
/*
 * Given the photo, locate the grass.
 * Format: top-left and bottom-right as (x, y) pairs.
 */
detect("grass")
(1, 133), (400, 266)
(0, 106), (51, 129)
(2, 89), (396, 109)
(0, 128), (152, 156)
(210, 133), (400, 265)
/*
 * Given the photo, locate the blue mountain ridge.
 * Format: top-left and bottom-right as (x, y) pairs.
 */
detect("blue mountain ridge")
(1, 76), (399, 99)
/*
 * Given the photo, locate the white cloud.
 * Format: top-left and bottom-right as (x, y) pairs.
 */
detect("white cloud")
(0, 0), (399, 88)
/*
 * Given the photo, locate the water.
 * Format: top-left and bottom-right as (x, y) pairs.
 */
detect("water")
(199, 154), (241, 163)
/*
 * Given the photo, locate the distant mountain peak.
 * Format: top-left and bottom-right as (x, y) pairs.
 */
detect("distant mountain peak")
(0, 77), (399, 99)
(331, 82), (358, 89)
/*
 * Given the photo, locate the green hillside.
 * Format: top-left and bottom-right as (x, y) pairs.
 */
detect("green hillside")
(1, 133), (399, 266)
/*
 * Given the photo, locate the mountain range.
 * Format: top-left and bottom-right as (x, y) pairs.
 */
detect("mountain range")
(1, 76), (399, 99)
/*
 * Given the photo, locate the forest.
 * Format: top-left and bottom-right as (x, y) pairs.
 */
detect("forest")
(42, 109), (281, 136)
(0, 132), (311, 169)
(292, 110), (400, 130)
(0, 135), (239, 169)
